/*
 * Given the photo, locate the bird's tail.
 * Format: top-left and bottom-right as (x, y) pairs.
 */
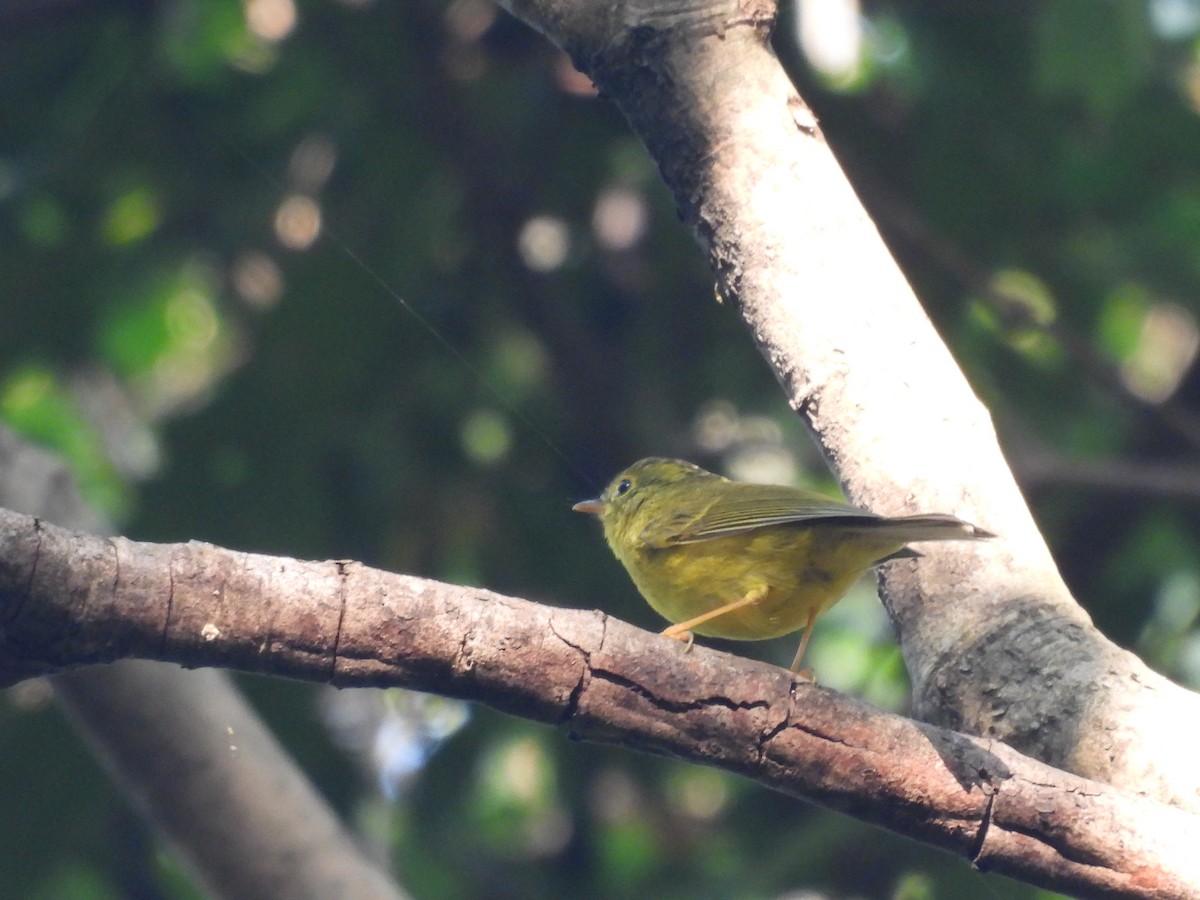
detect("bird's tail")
(870, 513), (994, 544)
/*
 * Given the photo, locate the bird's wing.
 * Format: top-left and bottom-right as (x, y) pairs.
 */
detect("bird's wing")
(648, 483), (881, 546)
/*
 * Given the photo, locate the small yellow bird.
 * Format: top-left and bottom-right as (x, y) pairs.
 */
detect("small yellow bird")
(573, 457), (992, 674)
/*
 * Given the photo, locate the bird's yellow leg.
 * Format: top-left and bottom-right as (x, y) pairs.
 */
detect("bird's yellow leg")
(788, 608), (820, 676)
(661, 585), (769, 650)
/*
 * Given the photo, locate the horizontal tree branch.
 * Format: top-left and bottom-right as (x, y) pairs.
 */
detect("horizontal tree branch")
(2, 508), (1197, 899)
(1014, 447), (1200, 501)
(0, 424), (407, 900)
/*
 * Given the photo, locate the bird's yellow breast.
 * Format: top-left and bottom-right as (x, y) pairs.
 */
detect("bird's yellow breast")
(609, 524), (905, 641)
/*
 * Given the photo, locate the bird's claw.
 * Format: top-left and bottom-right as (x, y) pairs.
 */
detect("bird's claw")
(661, 626), (695, 653)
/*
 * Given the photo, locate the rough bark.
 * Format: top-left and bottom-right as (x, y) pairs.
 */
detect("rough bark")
(2, 508), (1198, 899)
(0, 429), (406, 900)
(495, 0), (1200, 812)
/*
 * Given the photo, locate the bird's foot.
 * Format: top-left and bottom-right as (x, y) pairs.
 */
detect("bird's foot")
(660, 625), (695, 653)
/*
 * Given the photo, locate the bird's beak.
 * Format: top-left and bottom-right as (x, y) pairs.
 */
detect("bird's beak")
(572, 498), (605, 516)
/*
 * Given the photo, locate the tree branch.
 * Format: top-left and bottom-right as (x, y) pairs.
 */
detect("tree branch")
(492, 0), (1200, 812)
(2, 507), (1198, 899)
(0, 427), (406, 900)
(54, 662), (407, 900)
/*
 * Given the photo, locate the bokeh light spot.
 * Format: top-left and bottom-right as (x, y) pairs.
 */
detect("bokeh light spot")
(461, 409), (513, 466)
(517, 215), (570, 272)
(288, 134), (337, 192)
(244, 0), (297, 42)
(231, 251), (284, 309)
(274, 194), (322, 250)
(592, 186), (648, 251)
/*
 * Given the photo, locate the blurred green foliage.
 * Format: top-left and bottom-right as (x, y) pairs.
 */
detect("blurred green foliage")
(2, 0), (1199, 897)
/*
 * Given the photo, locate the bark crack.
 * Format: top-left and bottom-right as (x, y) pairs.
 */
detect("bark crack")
(590, 666), (771, 715)
(3, 517), (43, 628)
(161, 546), (176, 656)
(330, 561), (348, 683)
(107, 537), (121, 600)
(548, 614), (604, 725)
(455, 627), (476, 673)
(755, 714), (791, 761)
(969, 783), (996, 869)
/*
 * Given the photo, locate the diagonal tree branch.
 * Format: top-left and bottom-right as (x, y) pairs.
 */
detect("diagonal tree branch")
(54, 662), (408, 900)
(492, 0), (1200, 812)
(1, 507), (1198, 899)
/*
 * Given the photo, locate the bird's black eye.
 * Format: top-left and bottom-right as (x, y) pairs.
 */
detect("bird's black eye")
(615, 479), (632, 496)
